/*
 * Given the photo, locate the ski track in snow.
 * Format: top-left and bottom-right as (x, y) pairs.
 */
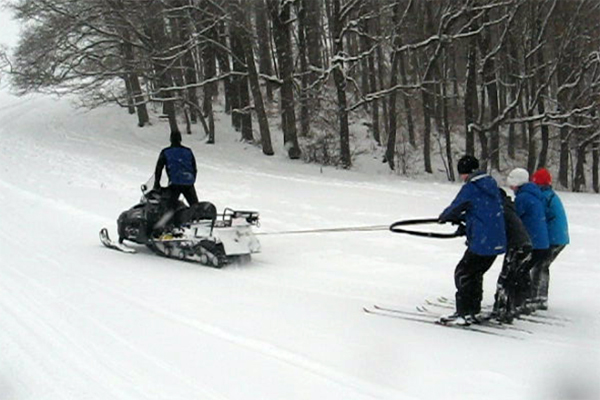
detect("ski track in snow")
(0, 163), (409, 400)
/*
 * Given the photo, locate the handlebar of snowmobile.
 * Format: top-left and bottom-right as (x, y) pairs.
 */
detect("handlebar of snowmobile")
(389, 218), (465, 239)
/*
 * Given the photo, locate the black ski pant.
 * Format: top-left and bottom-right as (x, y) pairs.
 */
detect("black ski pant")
(167, 184), (199, 208)
(454, 250), (497, 316)
(494, 246), (532, 318)
(513, 248), (550, 308)
(530, 245), (565, 303)
(154, 185), (200, 231)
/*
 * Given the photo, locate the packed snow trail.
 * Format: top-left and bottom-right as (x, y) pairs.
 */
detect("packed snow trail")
(1, 92), (600, 400)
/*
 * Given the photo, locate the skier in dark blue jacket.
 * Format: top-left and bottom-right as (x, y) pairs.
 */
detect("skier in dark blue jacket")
(438, 155), (506, 326)
(154, 130), (199, 208)
(507, 168), (550, 314)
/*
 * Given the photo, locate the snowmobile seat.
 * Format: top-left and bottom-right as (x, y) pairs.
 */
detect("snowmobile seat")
(174, 201), (217, 226)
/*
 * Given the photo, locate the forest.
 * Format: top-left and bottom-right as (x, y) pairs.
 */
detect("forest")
(4, 0), (600, 192)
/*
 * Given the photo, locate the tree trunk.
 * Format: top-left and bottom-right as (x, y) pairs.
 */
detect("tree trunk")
(170, 2), (199, 126)
(304, 0), (323, 113)
(255, 0), (274, 102)
(442, 59), (455, 182)
(304, 0), (323, 71)
(236, 0), (274, 155)
(422, 87), (433, 173)
(297, 0), (310, 137)
(215, 21), (232, 114)
(268, 0), (301, 159)
(478, 10), (500, 170)
(330, 0), (351, 168)
(464, 34), (478, 156)
(573, 141), (587, 192)
(421, 1), (435, 174)
(506, 33), (519, 158)
(385, 52), (400, 170)
(527, 119), (537, 174)
(525, 63), (537, 173)
(385, 1), (404, 170)
(593, 138), (599, 193)
(398, 50), (415, 148)
(478, 83), (489, 171)
(121, 30), (149, 127)
(144, 2), (179, 132)
(358, 8), (370, 114)
(124, 76), (135, 114)
(536, 47), (549, 169)
(366, 30), (380, 145)
(374, 15), (388, 142)
(556, 65), (570, 188)
(450, 44), (459, 107)
(230, 21), (253, 141)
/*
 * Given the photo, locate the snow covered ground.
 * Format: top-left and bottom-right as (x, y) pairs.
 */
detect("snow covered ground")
(1, 89), (599, 400)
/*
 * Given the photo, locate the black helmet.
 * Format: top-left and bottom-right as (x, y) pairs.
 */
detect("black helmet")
(457, 155), (479, 175)
(170, 130), (182, 145)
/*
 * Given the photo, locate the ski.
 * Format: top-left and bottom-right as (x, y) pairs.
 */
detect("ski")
(99, 228), (136, 254)
(425, 299), (455, 310)
(426, 297), (569, 325)
(363, 307), (518, 338)
(515, 315), (566, 327)
(373, 304), (532, 334)
(516, 311), (571, 323)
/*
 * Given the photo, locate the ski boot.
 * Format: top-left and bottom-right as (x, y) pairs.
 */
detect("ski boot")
(439, 312), (470, 326)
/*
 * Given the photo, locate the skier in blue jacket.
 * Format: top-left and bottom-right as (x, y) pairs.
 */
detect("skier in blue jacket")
(530, 168), (570, 310)
(507, 168), (550, 314)
(438, 155), (506, 326)
(154, 130), (199, 208)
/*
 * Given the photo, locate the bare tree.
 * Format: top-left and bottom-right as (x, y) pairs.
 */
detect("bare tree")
(268, 0), (301, 159)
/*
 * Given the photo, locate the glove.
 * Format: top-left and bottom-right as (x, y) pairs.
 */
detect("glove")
(439, 216), (461, 225)
(454, 223), (466, 237)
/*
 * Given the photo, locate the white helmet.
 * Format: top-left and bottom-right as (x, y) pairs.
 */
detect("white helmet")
(507, 168), (529, 187)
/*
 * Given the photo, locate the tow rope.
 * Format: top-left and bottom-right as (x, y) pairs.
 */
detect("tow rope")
(255, 224), (389, 236)
(389, 218), (464, 239)
(255, 219), (464, 239)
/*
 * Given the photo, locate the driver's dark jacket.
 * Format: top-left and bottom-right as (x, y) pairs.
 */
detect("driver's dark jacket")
(154, 144), (197, 186)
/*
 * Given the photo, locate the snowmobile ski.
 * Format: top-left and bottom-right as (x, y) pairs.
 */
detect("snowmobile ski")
(99, 228), (136, 253)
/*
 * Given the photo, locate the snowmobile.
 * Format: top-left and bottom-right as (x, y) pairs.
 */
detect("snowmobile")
(99, 182), (261, 268)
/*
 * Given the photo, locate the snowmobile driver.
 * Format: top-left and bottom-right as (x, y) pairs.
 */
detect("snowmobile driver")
(438, 155), (506, 326)
(153, 130), (199, 209)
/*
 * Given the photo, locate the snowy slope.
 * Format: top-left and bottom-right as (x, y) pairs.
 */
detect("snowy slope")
(1, 90), (600, 400)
